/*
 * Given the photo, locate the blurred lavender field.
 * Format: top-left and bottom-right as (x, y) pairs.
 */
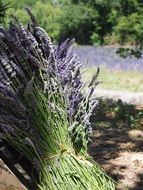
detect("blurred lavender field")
(76, 46), (143, 71)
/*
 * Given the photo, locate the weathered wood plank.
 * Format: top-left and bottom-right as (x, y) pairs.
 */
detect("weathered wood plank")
(0, 141), (38, 190)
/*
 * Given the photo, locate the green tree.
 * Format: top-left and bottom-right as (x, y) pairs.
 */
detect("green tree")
(113, 0), (143, 44)
(114, 13), (143, 45)
(33, 1), (61, 41)
(0, 0), (8, 23)
(5, 0), (143, 46)
(58, 2), (99, 44)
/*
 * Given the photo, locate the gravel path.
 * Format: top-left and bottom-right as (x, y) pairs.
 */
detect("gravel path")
(94, 88), (143, 105)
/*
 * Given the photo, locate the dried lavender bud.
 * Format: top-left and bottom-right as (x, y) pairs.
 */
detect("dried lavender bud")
(24, 137), (35, 148)
(1, 87), (15, 100)
(24, 77), (34, 95)
(0, 38), (26, 83)
(56, 39), (74, 59)
(1, 30), (41, 85)
(9, 60), (26, 80)
(25, 7), (38, 29)
(0, 115), (27, 129)
(0, 28), (29, 69)
(34, 26), (54, 59)
(0, 124), (14, 135)
(0, 93), (26, 118)
(88, 67), (100, 87)
(27, 53), (40, 70)
(0, 63), (11, 84)
(0, 31), (4, 40)
(14, 22), (42, 58)
(0, 83), (13, 96)
(33, 158), (40, 170)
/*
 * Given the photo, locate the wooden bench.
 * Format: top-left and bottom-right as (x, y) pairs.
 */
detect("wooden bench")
(0, 140), (38, 190)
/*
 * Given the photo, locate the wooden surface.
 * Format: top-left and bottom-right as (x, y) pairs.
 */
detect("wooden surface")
(0, 159), (26, 190)
(0, 141), (38, 190)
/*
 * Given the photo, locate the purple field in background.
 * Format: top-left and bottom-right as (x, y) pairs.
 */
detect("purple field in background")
(75, 46), (143, 71)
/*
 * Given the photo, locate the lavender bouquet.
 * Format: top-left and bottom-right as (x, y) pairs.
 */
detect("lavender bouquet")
(0, 9), (116, 190)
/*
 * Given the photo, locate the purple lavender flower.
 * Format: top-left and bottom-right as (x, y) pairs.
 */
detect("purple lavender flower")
(0, 9), (99, 154)
(56, 38), (74, 59)
(55, 38), (99, 150)
(0, 91), (26, 119)
(24, 137), (35, 149)
(9, 21), (42, 59)
(1, 124), (14, 135)
(55, 40), (83, 118)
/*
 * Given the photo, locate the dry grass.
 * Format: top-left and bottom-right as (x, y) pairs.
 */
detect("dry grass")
(82, 66), (143, 92)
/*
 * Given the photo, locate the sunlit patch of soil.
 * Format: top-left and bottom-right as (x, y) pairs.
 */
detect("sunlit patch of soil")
(89, 128), (143, 190)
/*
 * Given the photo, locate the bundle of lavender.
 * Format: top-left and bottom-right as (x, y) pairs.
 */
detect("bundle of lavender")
(0, 9), (116, 190)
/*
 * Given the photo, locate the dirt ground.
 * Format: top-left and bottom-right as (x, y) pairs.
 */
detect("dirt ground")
(89, 128), (143, 190)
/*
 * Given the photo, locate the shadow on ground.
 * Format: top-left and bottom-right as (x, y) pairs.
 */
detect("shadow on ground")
(89, 127), (143, 190)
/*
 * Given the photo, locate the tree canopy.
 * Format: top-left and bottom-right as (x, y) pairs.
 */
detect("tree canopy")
(0, 0), (8, 23)
(4, 0), (143, 45)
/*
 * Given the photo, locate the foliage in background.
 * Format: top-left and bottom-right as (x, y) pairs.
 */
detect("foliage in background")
(4, 0), (143, 45)
(91, 98), (143, 129)
(0, 0), (8, 24)
(58, 3), (98, 45)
